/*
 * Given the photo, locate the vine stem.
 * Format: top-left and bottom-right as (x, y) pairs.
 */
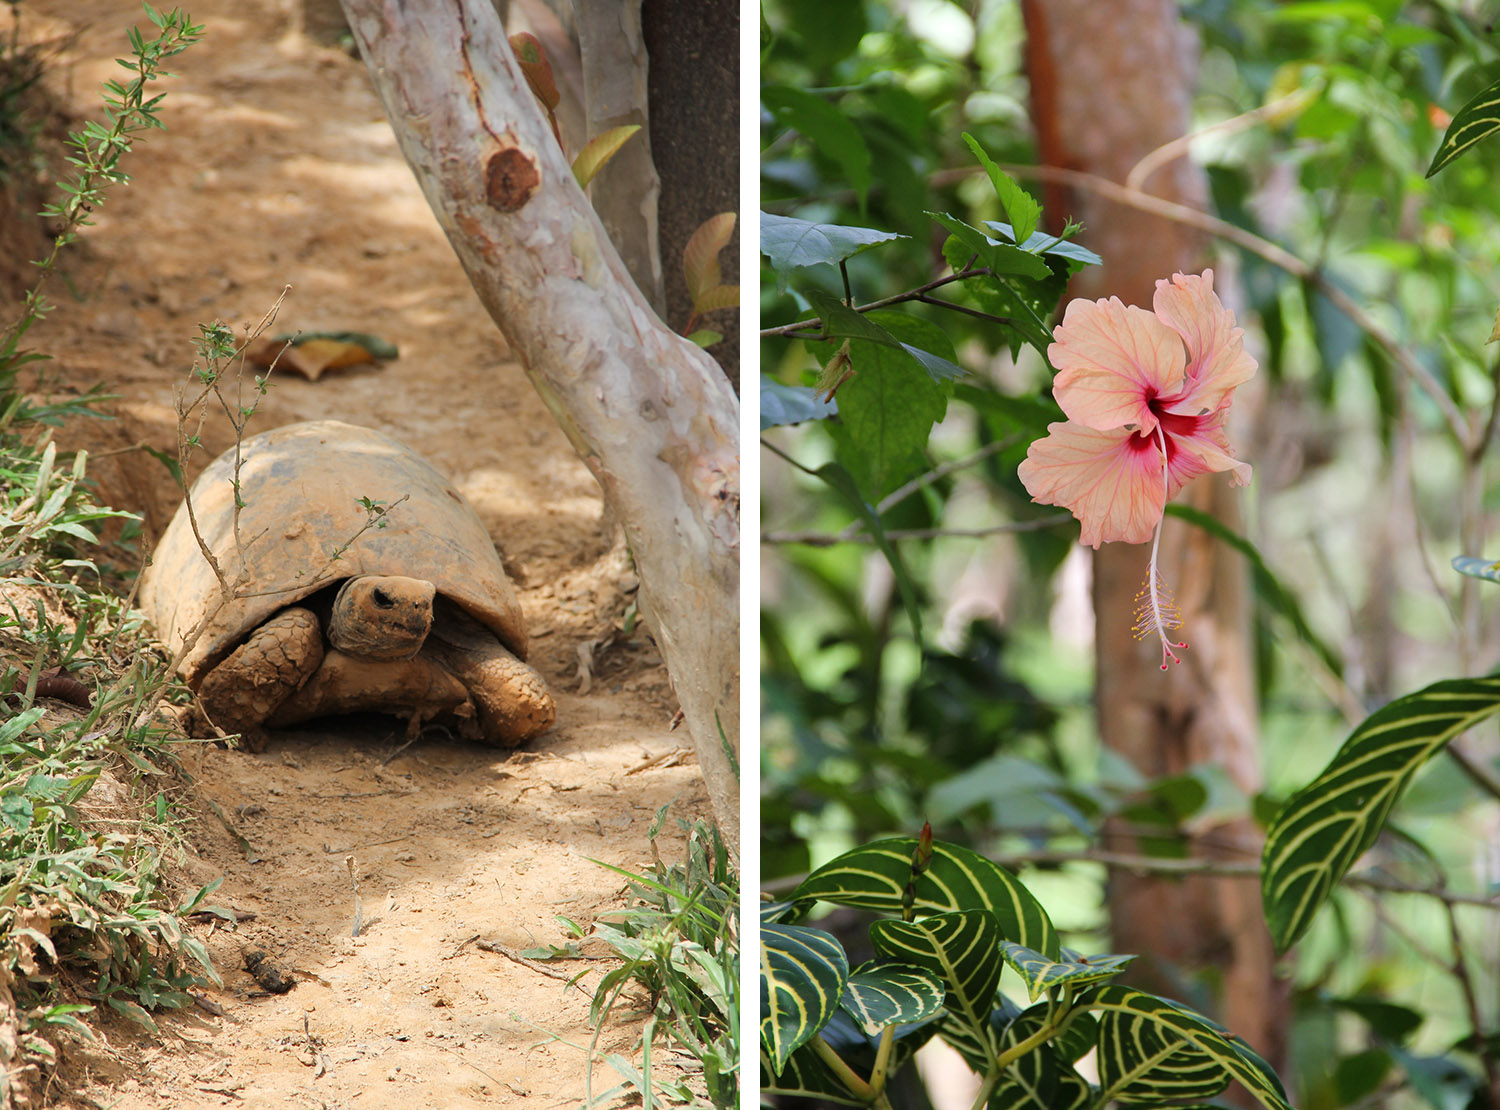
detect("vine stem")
(808, 1034), (875, 1101)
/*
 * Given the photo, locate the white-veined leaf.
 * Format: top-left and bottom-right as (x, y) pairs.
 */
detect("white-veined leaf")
(1426, 77), (1500, 177)
(990, 1005), (1094, 1110)
(840, 959), (945, 1034)
(1097, 1005), (1230, 1104)
(795, 837), (1059, 959)
(1000, 942), (1135, 1001)
(1085, 986), (1291, 1110)
(1451, 556), (1500, 584)
(760, 923), (849, 1074)
(871, 910), (1001, 1070)
(1261, 673), (1500, 953)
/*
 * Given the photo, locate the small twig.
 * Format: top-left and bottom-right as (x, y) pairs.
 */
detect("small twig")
(758, 267), (989, 338)
(1124, 86), (1317, 193)
(345, 855), (363, 938)
(1444, 899), (1500, 1105)
(473, 937), (579, 984)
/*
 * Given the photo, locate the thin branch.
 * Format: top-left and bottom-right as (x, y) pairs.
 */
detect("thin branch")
(1444, 899), (1500, 1106)
(1124, 86), (1317, 193)
(758, 268), (988, 339)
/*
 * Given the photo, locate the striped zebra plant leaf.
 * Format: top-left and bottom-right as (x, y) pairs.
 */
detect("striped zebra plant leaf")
(1086, 986), (1292, 1110)
(871, 910), (1003, 1070)
(840, 960), (946, 1034)
(1096, 1005), (1230, 1104)
(999, 942), (1136, 1001)
(1427, 77), (1500, 176)
(761, 1008), (942, 1103)
(989, 1006), (1094, 1110)
(1260, 673), (1500, 953)
(760, 923), (849, 1074)
(795, 837), (1059, 958)
(1451, 556), (1500, 584)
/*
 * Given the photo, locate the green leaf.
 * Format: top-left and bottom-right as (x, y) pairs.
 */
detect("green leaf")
(761, 377), (837, 428)
(1261, 673), (1500, 953)
(839, 959), (946, 1034)
(1166, 504), (1343, 678)
(812, 461), (925, 644)
(928, 211), (1050, 281)
(687, 328), (724, 348)
(1426, 77), (1500, 177)
(1000, 942), (1136, 1002)
(871, 910), (1002, 1070)
(1086, 986), (1291, 1110)
(962, 132), (1040, 244)
(760, 923), (850, 1074)
(991, 1006), (1094, 1109)
(1097, 1005), (1231, 1105)
(760, 213), (905, 286)
(761, 1008), (940, 1104)
(763, 86), (873, 209)
(1451, 556), (1500, 583)
(985, 222), (1103, 269)
(804, 290), (965, 383)
(833, 313), (950, 496)
(794, 838), (1059, 959)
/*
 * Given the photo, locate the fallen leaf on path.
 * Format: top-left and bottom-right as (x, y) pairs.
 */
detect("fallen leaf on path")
(245, 331), (399, 381)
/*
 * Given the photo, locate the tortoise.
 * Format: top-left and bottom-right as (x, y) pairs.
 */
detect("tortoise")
(141, 420), (555, 749)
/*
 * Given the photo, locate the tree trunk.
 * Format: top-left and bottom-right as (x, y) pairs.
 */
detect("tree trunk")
(1022, 0), (1287, 1074)
(339, 0), (740, 851)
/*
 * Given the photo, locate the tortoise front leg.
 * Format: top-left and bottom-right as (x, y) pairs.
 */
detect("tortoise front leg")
(426, 599), (555, 747)
(196, 607), (324, 746)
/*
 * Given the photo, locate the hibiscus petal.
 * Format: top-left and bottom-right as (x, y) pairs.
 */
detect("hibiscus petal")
(1049, 295), (1186, 432)
(1152, 269), (1257, 416)
(1018, 421), (1167, 547)
(1165, 412), (1253, 490)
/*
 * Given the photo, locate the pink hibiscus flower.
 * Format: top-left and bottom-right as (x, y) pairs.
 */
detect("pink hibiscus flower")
(1017, 269), (1257, 667)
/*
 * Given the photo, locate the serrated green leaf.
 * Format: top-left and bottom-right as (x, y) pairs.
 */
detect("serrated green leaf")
(985, 222), (1103, 269)
(834, 313), (950, 496)
(764, 86), (872, 208)
(804, 290), (966, 382)
(761, 377), (837, 429)
(872, 910), (1002, 1069)
(1451, 556), (1500, 583)
(840, 959), (946, 1034)
(1000, 942), (1135, 1001)
(1086, 986), (1290, 1110)
(794, 838), (1058, 959)
(760, 923), (850, 1074)
(962, 132), (1040, 244)
(1426, 77), (1500, 177)
(760, 213), (905, 287)
(1097, 1005), (1230, 1105)
(1262, 673), (1500, 953)
(928, 211), (1050, 281)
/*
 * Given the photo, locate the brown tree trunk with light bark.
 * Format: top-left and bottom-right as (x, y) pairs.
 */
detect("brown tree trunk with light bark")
(1022, 0), (1287, 1074)
(338, 0), (740, 852)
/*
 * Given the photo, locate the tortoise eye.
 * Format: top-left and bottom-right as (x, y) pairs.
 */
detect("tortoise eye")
(372, 588), (394, 609)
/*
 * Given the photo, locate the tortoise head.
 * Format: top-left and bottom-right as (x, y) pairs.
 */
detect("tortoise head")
(328, 575), (435, 660)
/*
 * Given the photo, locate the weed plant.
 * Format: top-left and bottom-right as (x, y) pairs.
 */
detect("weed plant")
(0, 5), (214, 1099)
(576, 812), (738, 1109)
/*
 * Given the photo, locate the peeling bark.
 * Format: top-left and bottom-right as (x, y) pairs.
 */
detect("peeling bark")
(340, 0), (740, 850)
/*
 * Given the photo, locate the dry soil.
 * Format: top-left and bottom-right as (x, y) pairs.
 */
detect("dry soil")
(13, 2), (712, 1106)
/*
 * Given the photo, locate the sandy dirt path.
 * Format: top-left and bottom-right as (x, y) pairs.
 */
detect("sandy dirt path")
(18, 2), (712, 1106)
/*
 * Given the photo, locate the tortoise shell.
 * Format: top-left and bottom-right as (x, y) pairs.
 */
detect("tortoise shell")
(141, 420), (528, 686)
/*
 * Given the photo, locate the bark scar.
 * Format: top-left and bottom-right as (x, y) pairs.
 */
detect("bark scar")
(485, 147), (540, 211)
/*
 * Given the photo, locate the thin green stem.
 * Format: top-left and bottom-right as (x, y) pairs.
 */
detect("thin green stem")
(809, 1033), (876, 1101)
